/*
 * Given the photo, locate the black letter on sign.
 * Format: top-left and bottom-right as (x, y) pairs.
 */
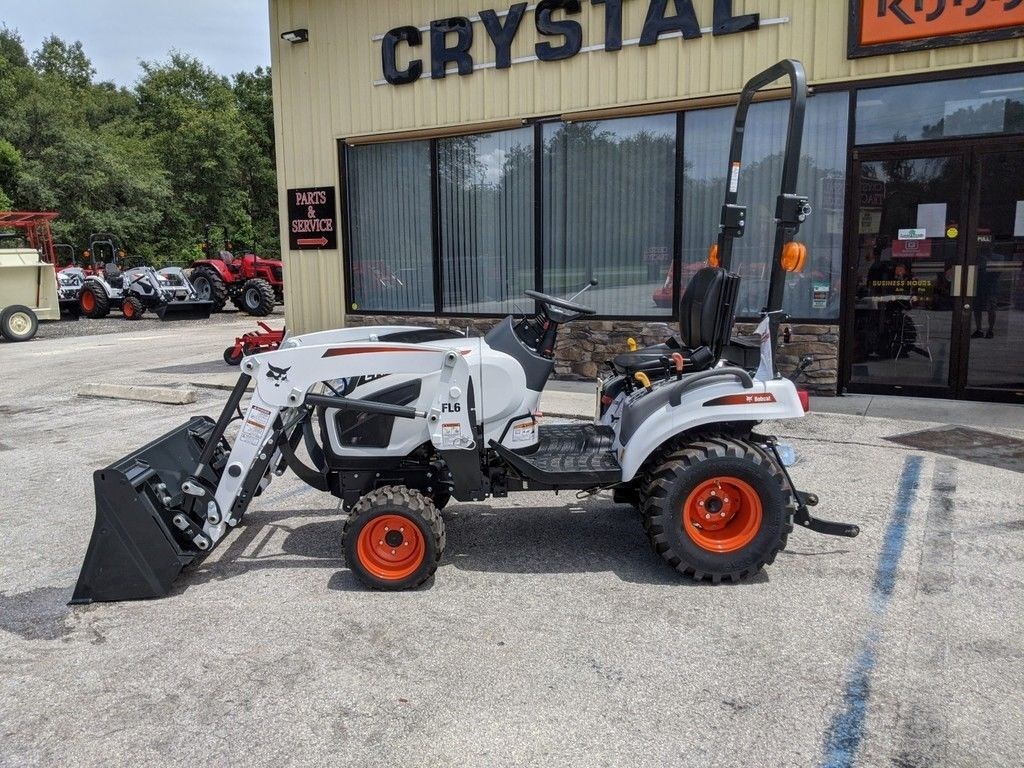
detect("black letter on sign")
(878, 0), (914, 24)
(535, 0), (584, 62)
(712, 0), (760, 36)
(382, 26), (423, 85)
(431, 17), (474, 79)
(480, 3), (528, 70)
(640, 0), (702, 46)
(592, 0), (625, 51)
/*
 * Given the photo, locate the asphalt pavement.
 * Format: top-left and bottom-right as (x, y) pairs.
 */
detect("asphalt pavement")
(0, 317), (1022, 767)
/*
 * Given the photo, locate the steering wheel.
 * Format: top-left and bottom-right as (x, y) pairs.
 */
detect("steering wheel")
(524, 290), (596, 320)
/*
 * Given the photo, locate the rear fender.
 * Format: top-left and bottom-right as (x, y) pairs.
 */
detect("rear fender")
(193, 259), (233, 282)
(615, 377), (804, 482)
(83, 276), (113, 298)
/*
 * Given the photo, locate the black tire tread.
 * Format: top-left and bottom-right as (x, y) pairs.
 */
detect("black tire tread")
(234, 278), (275, 317)
(80, 282), (111, 319)
(642, 437), (795, 584)
(0, 305), (39, 342)
(192, 267), (229, 312)
(123, 296), (146, 320)
(342, 486), (445, 590)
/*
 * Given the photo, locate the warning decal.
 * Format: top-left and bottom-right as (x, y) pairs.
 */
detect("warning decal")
(238, 405), (272, 447)
(441, 423), (462, 449)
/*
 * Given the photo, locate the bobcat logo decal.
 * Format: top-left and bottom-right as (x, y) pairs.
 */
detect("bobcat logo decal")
(267, 364), (291, 387)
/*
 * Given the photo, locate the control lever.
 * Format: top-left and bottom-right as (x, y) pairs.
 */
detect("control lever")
(671, 353), (685, 380)
(567, 279), (599, 304)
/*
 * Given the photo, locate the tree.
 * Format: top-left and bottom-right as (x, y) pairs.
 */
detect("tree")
(137, 54), (271, 259)
(0, 26), (29, 68)
(0, 138), (22, 210)
(0, 31), (280, 263)
(32, 35), (95, 88)
(232, 67), (279, 254)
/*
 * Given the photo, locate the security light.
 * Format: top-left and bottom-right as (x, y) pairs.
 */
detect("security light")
(281, 29), (309, 44)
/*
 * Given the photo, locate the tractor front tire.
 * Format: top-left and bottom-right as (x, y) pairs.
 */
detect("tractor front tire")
(642, 438), (794, 584)
(191, 268), (229, 312)
(122, 296), (146, 321)
(79, 284), (111, 319)
(235, 278), (276, 317)
(343, 486), (445, 591)
(1, 305), (39, 342)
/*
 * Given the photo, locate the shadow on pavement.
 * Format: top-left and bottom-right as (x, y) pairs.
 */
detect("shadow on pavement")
(184, 501), (770, 591)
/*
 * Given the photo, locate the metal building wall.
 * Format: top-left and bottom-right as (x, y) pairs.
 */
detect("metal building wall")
(269, 0), (1024, 333)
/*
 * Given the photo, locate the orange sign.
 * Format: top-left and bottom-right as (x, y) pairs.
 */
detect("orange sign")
(850, 0), (1024, 58)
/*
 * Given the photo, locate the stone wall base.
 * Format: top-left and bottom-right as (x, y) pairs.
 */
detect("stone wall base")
(344, 315), (840, 395)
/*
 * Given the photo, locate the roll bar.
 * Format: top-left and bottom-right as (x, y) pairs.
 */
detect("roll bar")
(715, 59), (812, 377)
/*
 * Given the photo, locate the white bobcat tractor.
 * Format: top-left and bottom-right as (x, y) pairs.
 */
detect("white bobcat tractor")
(72, 61), (858, 603)
(78, 234), (213, 321)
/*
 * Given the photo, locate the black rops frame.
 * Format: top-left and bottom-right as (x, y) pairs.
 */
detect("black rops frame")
(715, 59), (811, 376)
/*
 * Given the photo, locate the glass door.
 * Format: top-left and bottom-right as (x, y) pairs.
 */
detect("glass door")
(845, 152), (968, 397)
(962, 149), (1024, 402)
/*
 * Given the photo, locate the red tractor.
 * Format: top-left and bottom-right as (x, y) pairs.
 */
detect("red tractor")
(190, 228), (283, 317)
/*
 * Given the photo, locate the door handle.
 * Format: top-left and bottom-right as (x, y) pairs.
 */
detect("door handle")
(952, 265), (962, 297)
(966, 266), (977, 298)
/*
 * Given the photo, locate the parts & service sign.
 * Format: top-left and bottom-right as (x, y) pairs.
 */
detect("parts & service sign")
(850, 0), (1024, 57)
(287, 186), (338, 250)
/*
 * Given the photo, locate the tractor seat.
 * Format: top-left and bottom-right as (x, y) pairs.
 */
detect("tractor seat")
(103, 262), (123, 287)
(612, 267), (740, 377)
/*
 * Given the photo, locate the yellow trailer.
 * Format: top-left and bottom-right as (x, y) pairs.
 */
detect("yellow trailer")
(0, 248), (60, 342)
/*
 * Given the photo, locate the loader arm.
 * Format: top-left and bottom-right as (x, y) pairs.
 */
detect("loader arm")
(72, 342), (474, 604)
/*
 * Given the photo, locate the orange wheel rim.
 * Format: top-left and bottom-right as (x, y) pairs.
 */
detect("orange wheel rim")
(683, 476), (763, 553)
(356, 514), (425, 580)
(81, 292), (94, 311)
(123, 302), (134, 318)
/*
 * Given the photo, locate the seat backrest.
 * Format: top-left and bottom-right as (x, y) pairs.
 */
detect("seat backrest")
(678, 267), (741, 356)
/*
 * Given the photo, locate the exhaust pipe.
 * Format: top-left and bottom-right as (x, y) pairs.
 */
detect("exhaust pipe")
(71, 416), (223, 604)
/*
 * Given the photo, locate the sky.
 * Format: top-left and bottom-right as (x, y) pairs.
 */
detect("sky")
(0, 0), (271, 85)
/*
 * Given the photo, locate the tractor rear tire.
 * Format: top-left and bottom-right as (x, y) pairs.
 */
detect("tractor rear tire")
(79, 284), (111, 319)
(1, 305), (39, 342)
(234, 278), (276, 317)
(343, 486), (445, 591)
(122, 296), (146, 321)
(191, 267), (229, 312)
(642, 438), (794, 583)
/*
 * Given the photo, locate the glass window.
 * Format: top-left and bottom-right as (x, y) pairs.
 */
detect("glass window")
(856, 72), (1024, 146)
(438, 128), (535, 314)
(543, 115), (677, 317)
(345, 141), (435, 312)
(682, 91), (850, 320)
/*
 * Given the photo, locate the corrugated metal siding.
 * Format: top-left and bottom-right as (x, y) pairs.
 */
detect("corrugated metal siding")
(270, 0), (1024, 333)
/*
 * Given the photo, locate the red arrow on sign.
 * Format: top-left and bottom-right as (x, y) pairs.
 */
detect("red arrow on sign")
(297, 237), (328, 247)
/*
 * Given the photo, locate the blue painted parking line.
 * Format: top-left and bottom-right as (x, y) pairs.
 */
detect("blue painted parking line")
(821, 455), (924, 768)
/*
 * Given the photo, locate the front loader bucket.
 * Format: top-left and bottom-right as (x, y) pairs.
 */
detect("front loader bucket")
(71, 416), (221, 604)
(156, 300), (214, 321)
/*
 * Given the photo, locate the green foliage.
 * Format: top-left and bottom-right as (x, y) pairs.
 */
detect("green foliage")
(0, 32), (279, 264)
(32, 35), (95, 87)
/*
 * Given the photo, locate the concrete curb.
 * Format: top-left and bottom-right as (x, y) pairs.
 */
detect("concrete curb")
(78, 382), (199, 405)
